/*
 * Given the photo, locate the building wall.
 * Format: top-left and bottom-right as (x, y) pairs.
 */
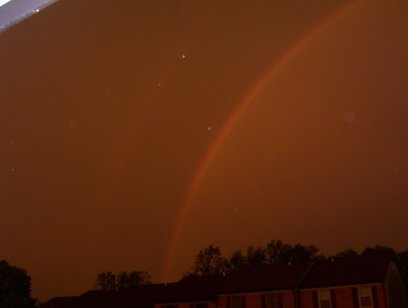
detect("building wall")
(333, 287), (354, 308)
(218, 291), (295, 308)
(245, 293), (262, 308)
(153, 301), (217, 308)
(218, 295), (228, 308)
(373, 284), (388, 308)
(156, 283), (393, 308)
(281, 290), (296, 308)
(298, 290), (314, 308)
(298, 284), (388, 308)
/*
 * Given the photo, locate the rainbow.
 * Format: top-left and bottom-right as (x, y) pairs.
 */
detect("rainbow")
(163, 0), (363, 281)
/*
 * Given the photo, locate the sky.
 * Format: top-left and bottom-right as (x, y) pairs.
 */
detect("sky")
(1, 0), (408, 302)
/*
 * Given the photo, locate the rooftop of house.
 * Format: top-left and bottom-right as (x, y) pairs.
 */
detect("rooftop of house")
(40, 296), (77, 308)
(219, 261), (314, 294)
(300, 254), (392, 288)
(111, 283), (171, 308)
(157, 275), (226, 303)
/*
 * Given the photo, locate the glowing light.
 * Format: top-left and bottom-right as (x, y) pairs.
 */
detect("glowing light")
(344, 112), (356, 123)
(0, 0), (58, 32)
(68, 120), (77, 129)
(0, 0), (12, 7)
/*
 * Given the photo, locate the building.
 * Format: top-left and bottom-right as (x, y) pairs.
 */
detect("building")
(41, 255), (407, 308)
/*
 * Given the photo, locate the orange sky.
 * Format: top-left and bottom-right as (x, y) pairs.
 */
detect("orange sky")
(1, 0), (407, 302)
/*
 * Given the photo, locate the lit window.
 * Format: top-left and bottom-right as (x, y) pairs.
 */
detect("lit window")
(190, 304), (208, 308)
(318, 289), (331, 308)
(358, 287), (373, 308)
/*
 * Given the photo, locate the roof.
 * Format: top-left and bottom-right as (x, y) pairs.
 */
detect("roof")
(40, 296), (76, 308)
(157, 275), (226, 303)
(111, 284), (170, 308)
(300, 254), (391, 288)
(219, 262), (314, 294)
(67, 290), (116, 308)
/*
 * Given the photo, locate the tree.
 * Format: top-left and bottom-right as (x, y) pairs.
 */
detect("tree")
(188, 245), (230, 276)
(332, 249), (358, 259)
(116, 271), (151, 289)
(0, 260), (36, 307)
(127, 270), (151, 287)
(289, 243), (320, 263)
(229, 250), (246, 270)
(116, 272), (128, 290)
(265, 240), (292, 264)
(95, 271), (116, 291)
(361, 245), (396, 257)
(264, 240), (320, 265)
(96, 270), (151, 291)
(246, 246), (266, 267)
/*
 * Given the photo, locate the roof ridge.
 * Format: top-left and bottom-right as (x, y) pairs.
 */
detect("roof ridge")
(295, 260), (317, 289)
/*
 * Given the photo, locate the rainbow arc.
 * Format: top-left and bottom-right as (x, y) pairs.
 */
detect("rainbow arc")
(163, 0), (363, 282)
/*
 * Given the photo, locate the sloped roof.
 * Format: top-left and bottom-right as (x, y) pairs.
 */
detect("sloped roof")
(300, 254), (391, 288)
(67, 290), (117, 308)
(112, 283), (170, 308)
(40, 296), (76, 308)
(157, 275), (226, 303)
(219, 262), (314, 294)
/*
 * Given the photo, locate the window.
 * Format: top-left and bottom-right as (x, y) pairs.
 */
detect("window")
(318, 289), (331, 308)
(265, 293), (280, 308)
(358, 286), (373, 308)
(190, 304), (208, 308)
(231, 296), (245, 308)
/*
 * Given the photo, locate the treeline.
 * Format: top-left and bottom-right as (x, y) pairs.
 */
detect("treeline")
(187, 241), (320, 276)
(94, 241), (407, 292)
(95, 270), (151, 291)
(184, 241), (408, 291)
